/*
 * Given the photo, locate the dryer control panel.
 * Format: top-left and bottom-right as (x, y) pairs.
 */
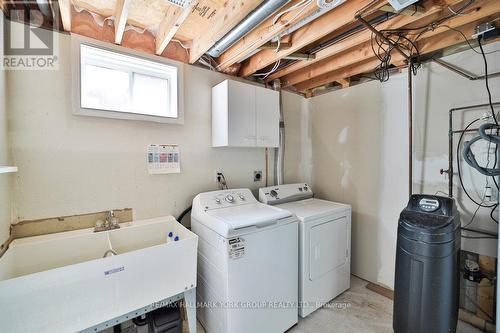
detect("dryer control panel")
(197, 189), (258, 210)
(259, 183), (313, 205)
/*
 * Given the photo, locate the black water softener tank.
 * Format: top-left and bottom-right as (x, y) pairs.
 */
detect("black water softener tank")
(393, 194), (460, 333)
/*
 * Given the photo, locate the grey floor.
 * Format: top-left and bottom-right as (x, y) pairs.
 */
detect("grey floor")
(189, 275), (484, 333)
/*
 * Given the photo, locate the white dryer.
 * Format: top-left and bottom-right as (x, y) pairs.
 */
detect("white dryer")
(259, 183), (351, 318)
(191, 189), (299, 333)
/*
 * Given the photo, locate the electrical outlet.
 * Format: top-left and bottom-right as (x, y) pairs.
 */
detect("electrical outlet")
(254, 171), (263, 182)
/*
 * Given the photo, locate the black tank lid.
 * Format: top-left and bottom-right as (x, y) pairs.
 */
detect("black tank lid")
(399, 195), (460, 243)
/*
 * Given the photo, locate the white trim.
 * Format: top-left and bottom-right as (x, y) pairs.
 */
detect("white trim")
(71, 35), (185, 124)
(0, 166), (18, 174)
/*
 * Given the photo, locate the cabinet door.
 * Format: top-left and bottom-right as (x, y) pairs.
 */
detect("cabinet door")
(255, 87), (279, 147)
(228, 80), (256, 147)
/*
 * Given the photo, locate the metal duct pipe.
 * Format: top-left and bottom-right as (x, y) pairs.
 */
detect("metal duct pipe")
(273, 80), (285, 185)
(206, 0), (291, 58)
(270, 0), (345, 43)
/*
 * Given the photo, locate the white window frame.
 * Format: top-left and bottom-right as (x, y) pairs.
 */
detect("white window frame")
(71, 36), (184, 124)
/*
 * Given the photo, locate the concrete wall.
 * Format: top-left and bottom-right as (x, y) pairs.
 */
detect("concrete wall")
(7, 28), (273, 225)
(288, 41), (500, 289)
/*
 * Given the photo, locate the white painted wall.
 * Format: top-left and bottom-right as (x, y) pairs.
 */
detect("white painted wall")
(414, 43), (500, 257)
(7, 28), (273, 225)
(285, 41), (500, 289)
(308, 76), (408, 289)
(0, 59), (12, 245)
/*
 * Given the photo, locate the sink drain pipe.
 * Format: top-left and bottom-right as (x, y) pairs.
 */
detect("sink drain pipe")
(273, 79), (285, 185)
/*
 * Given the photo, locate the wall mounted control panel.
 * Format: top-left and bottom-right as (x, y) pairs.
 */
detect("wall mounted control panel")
(259, 183), (313, 205)
(198, 189), (258, 210)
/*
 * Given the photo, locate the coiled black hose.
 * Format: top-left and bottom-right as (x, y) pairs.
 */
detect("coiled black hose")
(463, 123), (500, 177)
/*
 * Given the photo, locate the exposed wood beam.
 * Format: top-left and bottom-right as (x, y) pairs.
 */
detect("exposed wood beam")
(295, 19), (492, 92)
(259, 41), (293, 50)
(72, 10), (189, 63)
(155, 2), (196, 55)
(265, 0), (464, 82)
(260, 34), (293, 50)
(114, 0), (132, 44)
(379, 4), (426, 16)
(58, 0), (72, 31)
(238, 0), (385, 78)
(337, 78), (350, 88)
(283, 0), (499, 87)
(188, 0), (265, 64)
(215, 0), (321, 71)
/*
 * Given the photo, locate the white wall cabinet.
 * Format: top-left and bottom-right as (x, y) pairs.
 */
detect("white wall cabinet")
(212, 79), (279, 147)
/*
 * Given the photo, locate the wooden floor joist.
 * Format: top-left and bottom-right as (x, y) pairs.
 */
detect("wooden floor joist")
(4, 0), (499, 94)
(188, 0), (265, 64)
(114, 0), (132, 44)
(155, 2), (196, 55)
(264, 0), (464, 82)
(289, 0), (500, 90)
(237, 0), (384, 78)
(296, 19), (494, 93)
(215, 0), (321, 71)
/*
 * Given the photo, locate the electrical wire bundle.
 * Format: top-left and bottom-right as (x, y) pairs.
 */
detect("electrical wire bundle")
(370, 31), (421, 82)
(369, 0), (477, 82)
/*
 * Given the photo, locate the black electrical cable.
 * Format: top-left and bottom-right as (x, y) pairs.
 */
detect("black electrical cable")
(440, 24), (500, 56)
(490, 203), (499, 224)
(478, 35), (499, 125)
(462, 201), (483, 229)
(367, 0), (477, 81)
(177, 206), (192, 229)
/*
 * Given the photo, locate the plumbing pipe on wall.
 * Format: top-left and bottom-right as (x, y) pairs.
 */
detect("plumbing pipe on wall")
(273, 79), (285, 185)
(408, 63), (413, 197)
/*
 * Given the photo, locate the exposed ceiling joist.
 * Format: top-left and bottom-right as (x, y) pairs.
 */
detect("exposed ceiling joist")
(265, 0), (466, 82)
(155, 2), (195, 55)
(285, 0), (499, 88)
(379, 4), (426, 16)
(337, 78), (350, 88)
(215, 0), (320, 71)
(238, 0), (385, 78)
(114, 0), (132, 44)
(296, 19), (492, 92)
(58, 0), (72, 31)
(188, 0), (265, 64)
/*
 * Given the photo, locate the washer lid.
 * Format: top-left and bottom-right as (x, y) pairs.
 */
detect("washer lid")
(206, 203), (292, 230)
(277, 198), (351, 222)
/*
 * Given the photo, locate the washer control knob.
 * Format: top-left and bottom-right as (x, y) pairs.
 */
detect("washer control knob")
(215, 198), (221, 204)
(225, 194), (234, 203)
(238, 194), (245, 201)
(270, 190), (278, 197)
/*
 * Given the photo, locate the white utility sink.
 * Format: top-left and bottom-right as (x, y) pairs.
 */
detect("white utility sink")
(0, 216), (198, 333)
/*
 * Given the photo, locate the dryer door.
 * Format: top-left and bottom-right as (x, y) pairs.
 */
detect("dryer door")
(309, 216), (348, 280)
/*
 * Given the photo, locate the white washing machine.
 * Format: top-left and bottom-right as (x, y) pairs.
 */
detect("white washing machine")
(191, 189), (299, 333)
(259, 183), (351, 318)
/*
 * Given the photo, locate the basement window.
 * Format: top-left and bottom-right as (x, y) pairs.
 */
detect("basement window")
(75, 43), (182, 124)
